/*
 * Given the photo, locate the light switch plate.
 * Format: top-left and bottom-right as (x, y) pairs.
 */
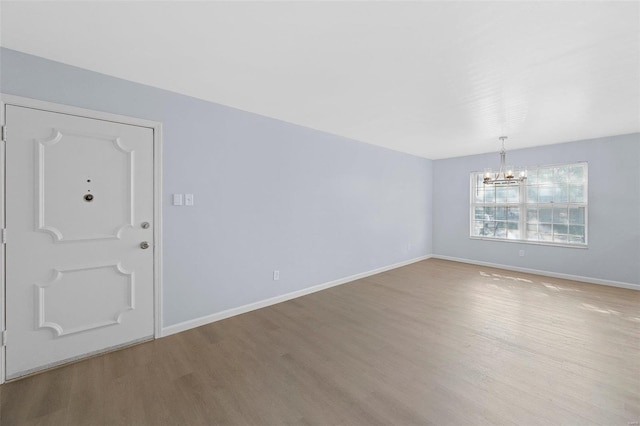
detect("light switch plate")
(185, 193), (194, 206)
(173, 194), (183, 206)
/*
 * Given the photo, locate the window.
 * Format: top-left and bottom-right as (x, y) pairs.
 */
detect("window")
(470, 162), (587, 246)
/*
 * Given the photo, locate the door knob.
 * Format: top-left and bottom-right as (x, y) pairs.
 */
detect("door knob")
(140, 241), (150, 249)
(141, 222), (150, 229)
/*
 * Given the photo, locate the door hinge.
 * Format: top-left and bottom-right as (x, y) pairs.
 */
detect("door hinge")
(1, 331), (6, 347)
(1, 228), (6, 244)
(1, 125), (6, 142)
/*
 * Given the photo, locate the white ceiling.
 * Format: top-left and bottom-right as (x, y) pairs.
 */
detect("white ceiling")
(1, 1), (638, 159)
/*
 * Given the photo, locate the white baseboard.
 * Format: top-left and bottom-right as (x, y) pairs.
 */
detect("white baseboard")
(161, 254), (432, 337)
(431, 254), (640, 291)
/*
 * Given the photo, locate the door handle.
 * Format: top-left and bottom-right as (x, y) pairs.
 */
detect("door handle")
(140, 241), (150, 250)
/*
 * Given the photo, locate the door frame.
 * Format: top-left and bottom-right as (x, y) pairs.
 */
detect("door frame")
(0, 93), (163, 384)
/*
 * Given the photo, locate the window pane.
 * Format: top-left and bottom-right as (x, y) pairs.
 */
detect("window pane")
(554, 233), (569, 243)
(474, 207), (485, 220)
(539, 207), (552, 223)
(553, 166), (568, 184)
(472, 221), (485, 236)
(553, 185), (568, 203)
(474, 187), (484, 203)
(527, 208), (538, 222)
(495, 207), (507, 220)
(569, 235), (585, 244)
(539, 228), (553, 241)
(569, 207), (585, 225)
(527, 186), (538, 203)
(569, 225), (585, 238)
(569, 185), (584, 202)
(569, 165), (585, 183)
(484, 186), (496, 203)
(507, 222), (520, 239)
(507, 207), (520, 221)
(527, 224), (539, 241)
(482, 221), (498, 236)
(553, 224), (568, 235)
(527, 223), (538, 241)
(496, 186), (508, 203)
(553, 206), (568, 224)
(538, 186), (553, 203)
(507, 186), (520, 203)
(538, 167), (554, 184)
(539, 223), (552, 234)
(527, 169), (538, 185)
(494, 222), (507, 238)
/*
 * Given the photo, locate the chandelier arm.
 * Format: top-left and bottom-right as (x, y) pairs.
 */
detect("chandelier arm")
(482, 135), (526, 185)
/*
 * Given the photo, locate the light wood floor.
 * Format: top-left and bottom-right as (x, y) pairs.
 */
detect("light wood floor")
(1, 259), (639, 425)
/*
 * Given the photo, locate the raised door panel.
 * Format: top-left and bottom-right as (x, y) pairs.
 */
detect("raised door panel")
(36, 263), (135, 337)
(36, 129), (134, 242)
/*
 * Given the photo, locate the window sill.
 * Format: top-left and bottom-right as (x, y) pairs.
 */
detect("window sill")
(469, 236), (588, 249)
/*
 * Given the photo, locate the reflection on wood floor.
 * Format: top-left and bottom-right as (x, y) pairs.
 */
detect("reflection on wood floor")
(1, 258), (639, 425)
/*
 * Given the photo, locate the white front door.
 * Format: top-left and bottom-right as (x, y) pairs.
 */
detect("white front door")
(5, 105), (155, 380)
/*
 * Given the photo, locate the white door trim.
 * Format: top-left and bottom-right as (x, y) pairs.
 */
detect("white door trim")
(0, 93), (163, 384)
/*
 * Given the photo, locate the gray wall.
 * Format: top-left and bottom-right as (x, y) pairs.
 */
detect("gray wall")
(2, 45), (635, 334)
(0, 48), (433, 327)
(432, 133), (640, 285)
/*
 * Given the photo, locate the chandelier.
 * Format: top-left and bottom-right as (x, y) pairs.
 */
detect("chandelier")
(483, 136), (527, 185)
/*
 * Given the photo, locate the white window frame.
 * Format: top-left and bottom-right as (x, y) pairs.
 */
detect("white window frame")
(469, 161), (588, 248)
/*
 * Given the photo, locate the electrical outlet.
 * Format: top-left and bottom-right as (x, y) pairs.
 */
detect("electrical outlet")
(273, 270), (280, 281)
(172, 194), (183, 206)
(185, 193), (194, 206)
(519, 250), (525, 257)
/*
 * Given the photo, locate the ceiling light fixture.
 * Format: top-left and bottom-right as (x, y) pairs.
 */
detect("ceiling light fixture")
(483, 136), (527, 185)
